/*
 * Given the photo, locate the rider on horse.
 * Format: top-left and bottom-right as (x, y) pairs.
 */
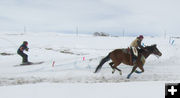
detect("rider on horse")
(130, 35), (146, 64)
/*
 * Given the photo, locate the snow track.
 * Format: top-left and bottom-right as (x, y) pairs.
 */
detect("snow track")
(0, 32), (180, 86)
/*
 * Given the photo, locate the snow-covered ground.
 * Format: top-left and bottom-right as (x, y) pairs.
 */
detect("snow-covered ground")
(0, 82), (164, 98)
(0, 32), (179, 97)
(0, 32), (180, 85)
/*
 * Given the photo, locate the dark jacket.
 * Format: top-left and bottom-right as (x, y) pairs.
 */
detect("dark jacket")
(17, 44), (28, 53)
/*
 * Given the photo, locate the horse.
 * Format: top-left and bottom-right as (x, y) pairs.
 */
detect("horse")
(94, 44), (162, 79)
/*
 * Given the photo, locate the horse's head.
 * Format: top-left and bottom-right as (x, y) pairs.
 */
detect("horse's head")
(149, 44), (162, 57)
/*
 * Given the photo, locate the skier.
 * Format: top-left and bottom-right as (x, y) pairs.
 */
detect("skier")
(17, 41), (30, 64)
(130, 35), (146, 64)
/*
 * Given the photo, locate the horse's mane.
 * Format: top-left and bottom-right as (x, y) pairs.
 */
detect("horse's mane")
(138, 44), (156, 53)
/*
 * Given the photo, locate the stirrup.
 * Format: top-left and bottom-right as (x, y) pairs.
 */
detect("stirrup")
(132, 59), (136, 65)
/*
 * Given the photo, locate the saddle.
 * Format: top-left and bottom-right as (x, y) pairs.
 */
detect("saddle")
(122, 47), (140, 65)
(128, 47), (138, 65)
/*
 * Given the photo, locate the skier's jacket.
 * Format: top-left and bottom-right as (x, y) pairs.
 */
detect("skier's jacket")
(17, 44), (28, 53)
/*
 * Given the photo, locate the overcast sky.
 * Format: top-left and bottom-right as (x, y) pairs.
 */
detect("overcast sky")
(0, 0), (180, 36)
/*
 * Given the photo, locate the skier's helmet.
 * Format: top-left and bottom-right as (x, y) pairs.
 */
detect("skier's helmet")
(23, 41), (28, 45)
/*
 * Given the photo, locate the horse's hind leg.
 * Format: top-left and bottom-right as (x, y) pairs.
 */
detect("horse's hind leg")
(109, 62), (115, 74)
(114, 63), (122, 75)
(111, 62), (122, 75)
(109, 52), (122, 75)
(109, 62), (114, 66)
(109, 62), (115, 72)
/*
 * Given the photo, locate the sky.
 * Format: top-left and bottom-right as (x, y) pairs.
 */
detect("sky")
(0, 0), (180, 36)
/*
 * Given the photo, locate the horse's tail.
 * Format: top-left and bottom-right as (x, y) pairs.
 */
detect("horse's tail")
(94, 53), (111, 73)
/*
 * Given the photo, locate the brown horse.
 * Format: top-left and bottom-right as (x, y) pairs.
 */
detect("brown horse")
(94, 44), (162, 79)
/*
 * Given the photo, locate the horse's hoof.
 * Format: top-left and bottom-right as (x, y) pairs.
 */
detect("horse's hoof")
(127, 74), (131, 79)
(119, 71), (122, 75)
(135, 70), (142, 74)
(112, 69), (115, 74)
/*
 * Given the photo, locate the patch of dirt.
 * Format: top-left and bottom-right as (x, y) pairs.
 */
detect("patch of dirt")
(60, 49), (76, 55)
(45, 48), (53, 50)
(45, 48), (87, 55)
(6, 33), (24, 36)
(0, 52), (14, 56)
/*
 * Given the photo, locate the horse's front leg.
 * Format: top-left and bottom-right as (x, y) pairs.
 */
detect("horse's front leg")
(135, 65), (144, 74)
(127, 65), (138, 79)
(135, 70), (143, 74)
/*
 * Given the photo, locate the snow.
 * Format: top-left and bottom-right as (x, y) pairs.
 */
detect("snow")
(0, 32), (180, 98)
(0, 82), (164, 98)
